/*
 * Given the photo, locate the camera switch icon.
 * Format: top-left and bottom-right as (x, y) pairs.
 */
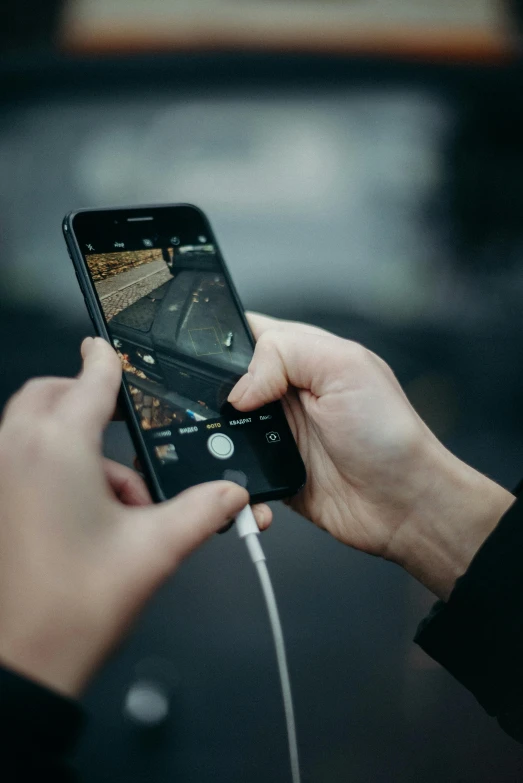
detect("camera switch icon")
(266, 431), (281, 443)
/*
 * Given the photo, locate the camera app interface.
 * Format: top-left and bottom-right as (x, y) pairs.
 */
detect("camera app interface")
(76, 208), (303, 500)
(87, 242), (250, 426)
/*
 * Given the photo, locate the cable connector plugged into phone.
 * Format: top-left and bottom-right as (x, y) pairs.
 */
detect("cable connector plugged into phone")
(236, 506), (301, 783)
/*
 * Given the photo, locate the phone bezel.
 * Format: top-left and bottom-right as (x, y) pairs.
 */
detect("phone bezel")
(63, 203), (306, 504)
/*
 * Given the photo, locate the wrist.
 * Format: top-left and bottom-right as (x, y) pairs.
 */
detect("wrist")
(385, 442), (515, 601)
(0, 621), (102, 699)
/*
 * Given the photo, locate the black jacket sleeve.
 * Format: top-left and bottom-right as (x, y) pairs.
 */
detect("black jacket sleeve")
(0, 665), (85, 781)
(415, 492), (523, 742)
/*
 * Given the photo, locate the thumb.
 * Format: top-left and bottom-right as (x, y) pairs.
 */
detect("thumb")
(228, 328), (350, 411)
(139, 481), (249, 569)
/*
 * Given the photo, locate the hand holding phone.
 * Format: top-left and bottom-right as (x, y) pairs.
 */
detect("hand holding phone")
(63, 205), (306, 504)
(229, 312), (515, 602)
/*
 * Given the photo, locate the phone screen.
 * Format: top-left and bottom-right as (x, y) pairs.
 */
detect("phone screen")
(67, 206), (305, 502)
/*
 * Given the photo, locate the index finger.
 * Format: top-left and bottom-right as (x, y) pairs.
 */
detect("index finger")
(61, 337), (122, 434)
(229, 326), (357, 410)
(246, 312), (332, 341)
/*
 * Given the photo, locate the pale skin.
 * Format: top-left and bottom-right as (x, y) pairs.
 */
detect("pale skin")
(229, 314), (515, 601)
(0, 318), (515, 700)
(0, 337), (269, 698)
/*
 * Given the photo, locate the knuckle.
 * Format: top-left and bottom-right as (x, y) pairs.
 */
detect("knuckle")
(255, 329), (279, 353)
(33, 417), (69, 459)
(255, 330), (287, 371)
(1, 416), (59, 466)
(3, 377), (61, 420)
(370, 350), (394, 375)
(31, 418), (61, 451)
(17, 378), (43, 397)
(343, 339), (370, 365)
(19, 377), (56, 396)
(200, 480), (232, 506)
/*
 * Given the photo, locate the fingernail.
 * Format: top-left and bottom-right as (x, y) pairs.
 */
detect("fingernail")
(256, 507), (266, 526)
(228, 373), (252, 404)
(81, 336), (95, 357)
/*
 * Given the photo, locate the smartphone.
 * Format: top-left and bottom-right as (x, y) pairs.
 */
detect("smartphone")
(63, 204), (306, 504)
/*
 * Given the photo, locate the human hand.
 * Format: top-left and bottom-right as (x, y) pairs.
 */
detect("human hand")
(0, 338), (269, 698)
(229, 314), (514, 600)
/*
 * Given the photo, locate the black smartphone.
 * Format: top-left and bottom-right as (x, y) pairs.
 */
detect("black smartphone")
(63, 204), (306, 504)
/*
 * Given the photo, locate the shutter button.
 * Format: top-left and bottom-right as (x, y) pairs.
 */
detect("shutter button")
(207, 433), (234, 460)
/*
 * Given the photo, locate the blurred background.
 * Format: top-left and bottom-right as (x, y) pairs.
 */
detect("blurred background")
(2, 0), (523, 780)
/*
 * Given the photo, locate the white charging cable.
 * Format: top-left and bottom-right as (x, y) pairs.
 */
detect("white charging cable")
(235, 505), (301, 783)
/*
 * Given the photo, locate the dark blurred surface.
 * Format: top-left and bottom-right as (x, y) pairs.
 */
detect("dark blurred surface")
(2, 42), (523, 783)
(509, 0), (523, 35)
(0, 0), (65, 53)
